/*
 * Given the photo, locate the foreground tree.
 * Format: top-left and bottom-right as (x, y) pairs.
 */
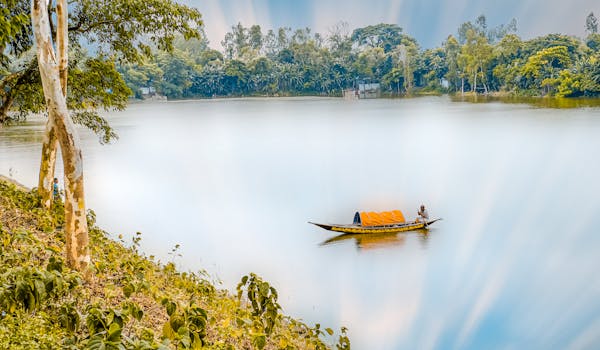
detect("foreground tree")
(32, 0), (90, 271)
(2, 0), (203, 208)
(37, 0), (67, 208)
(28, 0), (204, 271)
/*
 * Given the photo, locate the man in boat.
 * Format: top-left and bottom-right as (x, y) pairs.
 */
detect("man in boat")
(417, 204), (429, 223)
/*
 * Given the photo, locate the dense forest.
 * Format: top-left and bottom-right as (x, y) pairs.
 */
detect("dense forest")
(118, 14), (600, 99)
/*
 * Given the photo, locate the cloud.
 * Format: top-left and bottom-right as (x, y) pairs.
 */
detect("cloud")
(190, 0), (229, 48)
(187, 0), (600, 49)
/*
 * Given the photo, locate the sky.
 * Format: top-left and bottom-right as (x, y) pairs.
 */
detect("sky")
(183, 0), (599, 49)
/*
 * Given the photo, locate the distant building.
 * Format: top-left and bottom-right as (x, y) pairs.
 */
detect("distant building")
(358, 82), (380, 98)
(140, 86), (156, 96)
(344, 80), (381, 99)
(139, 86), (166, 101)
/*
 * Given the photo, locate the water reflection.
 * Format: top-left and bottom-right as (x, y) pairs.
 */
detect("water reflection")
(451, 94), (600, 108)
(320, 229), (432, 250)
(321, 231), (405, 250)
(0, 121), (46, 146)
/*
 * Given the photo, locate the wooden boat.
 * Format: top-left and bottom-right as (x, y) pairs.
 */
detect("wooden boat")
(309, 219), (440, 234)
(309, 210), (441, 234)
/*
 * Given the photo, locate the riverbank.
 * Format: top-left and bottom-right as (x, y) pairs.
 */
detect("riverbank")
(0, 177), (348, 349)
(128, 92), (600, 109)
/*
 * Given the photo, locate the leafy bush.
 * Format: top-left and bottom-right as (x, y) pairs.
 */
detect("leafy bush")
(0, 265), (79, 313)
(1, 179), (348, 349)
(160, 298), (208, 349)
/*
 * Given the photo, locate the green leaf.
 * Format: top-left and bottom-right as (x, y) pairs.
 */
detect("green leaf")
(165, 301), (177, 316)
(259, 282), (269, 297)
(107, 322), (122, 342)
(106, 311), (114, 327)
(177, 325), (190, 338)
(85, 335), (107, 350)
(123, 283), (134, 298)
(162, 320), (176, 340)
(252, 334), (267, 350)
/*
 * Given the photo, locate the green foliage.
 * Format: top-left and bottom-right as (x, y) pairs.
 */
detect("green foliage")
(522, 34), (582, 62)
(5, 11), (600, 125)
(85, 305), (124, 346)
(586, 33), (600, 52)
(0, 155), (349, 350)
(0, 178), (344, 349)
(0, 180), (63, 231)
(457, 28), (493, 92)
(237, 273), (281, 336)
(0, 0), (31, 68)
(70, 0), (203, 63)
(0, 178), (348, 350)
(160, 299), (207, 348)
(116, 16), (600, 99)
(336, 327), (351, 350)
(351, 23), (406, 52)
(0, 311), (65, 349)
(0, 265), (79, 313)
(1, 0), (203, 139)
(67, 55), (132, 143)
(58, 302), (81, 333)
(521, 46), (572, 94)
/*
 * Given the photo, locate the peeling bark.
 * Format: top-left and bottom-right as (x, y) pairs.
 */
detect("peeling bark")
(38, 115), (58, 208)
(56, 0), (68, 95)
(32, 0), (90, 273)
(38, 0), (67, 208)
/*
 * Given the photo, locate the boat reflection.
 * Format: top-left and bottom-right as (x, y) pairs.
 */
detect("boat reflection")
(320, 229), (431, 250)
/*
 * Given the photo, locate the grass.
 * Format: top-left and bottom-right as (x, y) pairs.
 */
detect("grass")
(0, 177), (350, 350)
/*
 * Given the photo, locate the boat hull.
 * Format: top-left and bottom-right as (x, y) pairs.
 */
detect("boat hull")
(310, 219), (440, 234)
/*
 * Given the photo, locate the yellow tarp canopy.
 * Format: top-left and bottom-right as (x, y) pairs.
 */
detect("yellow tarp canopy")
(360, 210), (405, 226)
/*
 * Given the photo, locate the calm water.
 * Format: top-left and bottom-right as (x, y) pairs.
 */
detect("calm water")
(2, 96), (600, 349)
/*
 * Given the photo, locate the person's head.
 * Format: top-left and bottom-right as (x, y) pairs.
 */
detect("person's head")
(420, 204), (425, 211)
(53, 178), (58, 183)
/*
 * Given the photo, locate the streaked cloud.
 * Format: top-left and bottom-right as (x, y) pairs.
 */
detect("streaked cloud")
(183, 0), (599, 50)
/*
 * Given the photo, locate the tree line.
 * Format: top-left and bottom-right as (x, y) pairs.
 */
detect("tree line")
(119, 14), (600, 100)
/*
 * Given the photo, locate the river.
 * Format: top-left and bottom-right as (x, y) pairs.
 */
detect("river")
(1, 96), (600, 349)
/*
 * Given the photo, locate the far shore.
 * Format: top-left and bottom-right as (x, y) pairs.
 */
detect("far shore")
(129, 93), (600, 109)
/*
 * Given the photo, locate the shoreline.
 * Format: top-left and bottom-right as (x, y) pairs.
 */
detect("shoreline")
(0, 174), (30, 191)
(0, 176), (346, 348)
(133, 93), (600, 102)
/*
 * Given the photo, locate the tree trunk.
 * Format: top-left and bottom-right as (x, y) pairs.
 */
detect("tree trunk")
(38, 118), (58, 208)
(37, 0), (68, 209)
(0, 92), (15, 123)
(32, 0), (90, 272)
(57, 0), (68, 95)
